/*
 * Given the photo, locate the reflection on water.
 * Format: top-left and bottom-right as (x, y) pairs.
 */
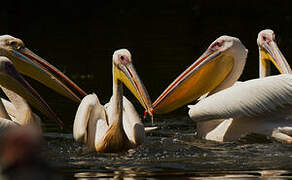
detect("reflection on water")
(73, 170), (292, 179)
(43, 115), (292, 179)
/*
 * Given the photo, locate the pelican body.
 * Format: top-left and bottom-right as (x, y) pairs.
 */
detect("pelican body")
(189, 74), (292, 142)
(73, 49), (153, 153)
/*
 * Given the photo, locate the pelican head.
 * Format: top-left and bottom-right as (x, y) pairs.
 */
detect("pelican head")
(257, 29), (291, 77)
(153, 36), (248, 114)
(112, 49), (153, 116)
(0, 35), (86, 102)
(0, 57), (63, 127)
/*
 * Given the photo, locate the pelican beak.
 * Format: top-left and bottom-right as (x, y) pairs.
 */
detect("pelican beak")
(7, 47), (87, 102)
(114, 62), (153, 117)
(153, 49), (234, 114)
(260, 41), (292, 74)
(0, 60), (64, 128)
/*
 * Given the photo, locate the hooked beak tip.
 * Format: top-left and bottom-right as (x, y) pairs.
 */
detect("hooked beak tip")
(144, 108), (154, 117)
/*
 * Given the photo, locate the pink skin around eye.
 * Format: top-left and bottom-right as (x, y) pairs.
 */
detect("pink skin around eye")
(209, 40), (224, 50)
(262, 34), (272, 44)
(119, 55), (130, 64)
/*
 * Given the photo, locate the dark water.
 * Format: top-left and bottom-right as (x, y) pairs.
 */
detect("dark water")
(1, 0), (292, 179)
(44, 115), (292, 179)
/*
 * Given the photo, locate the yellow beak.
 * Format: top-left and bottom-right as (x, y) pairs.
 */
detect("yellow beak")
(6, 47), (87, 102)
(260, 41), (291, 75)
(114, 63), (153, 116)
(0, 58), (63, 128)
(153, 49), (234, 114)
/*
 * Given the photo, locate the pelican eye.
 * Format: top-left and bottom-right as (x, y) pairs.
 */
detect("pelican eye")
(211, 40), (224, 49)
(262, 35), (271, 44)
(119, 55), (130, 64)
(8, 40), (17, 47)
(215, 42), (222, 47)
(262, 36), (267, 42)
(8, 40), (23, 50)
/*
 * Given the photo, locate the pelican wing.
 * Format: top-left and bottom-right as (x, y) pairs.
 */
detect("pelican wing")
(189, 74), (292, 121)
(73, 94), (107, 145)
(122, 96), (145, 146)
(1, 98), (16, 118)
(103, 96), (145, 146)
(1, 98), (41, 123)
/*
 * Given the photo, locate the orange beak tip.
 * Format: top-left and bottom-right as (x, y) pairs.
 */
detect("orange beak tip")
(151, 109), (154, 117)
(143, 110), (147, 119)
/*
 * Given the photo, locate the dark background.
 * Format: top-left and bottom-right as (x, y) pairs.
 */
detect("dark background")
(0, 0), (291, 128)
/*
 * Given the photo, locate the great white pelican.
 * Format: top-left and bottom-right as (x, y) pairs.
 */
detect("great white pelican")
(152, 35), (248, 114)
(153, 30), (292, 143)
(189, 29), (292, 143)
(73, 49), (153, 153)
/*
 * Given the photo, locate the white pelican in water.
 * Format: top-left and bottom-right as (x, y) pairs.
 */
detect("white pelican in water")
(153, 30), (292, 143)
(73, 49), (153, 153)
(0, 57), (63, 132)
(189, 29), (292, 143)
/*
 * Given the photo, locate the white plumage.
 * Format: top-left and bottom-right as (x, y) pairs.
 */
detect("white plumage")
(188, 30), (292, 143)
(189, 74), (292, 121)
(73, 49), (153, 153)
(73, 93), (145, 152)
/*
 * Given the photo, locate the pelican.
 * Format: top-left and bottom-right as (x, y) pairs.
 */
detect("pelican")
(152, 35), (248, 114)
(0, 35), (88, 124)
(0, 57), (62, 132)
(153, 29), (292, 143)
(0, 35), (87, 102)
(188, 29), (292, 143)
(73, 49), (153, 153)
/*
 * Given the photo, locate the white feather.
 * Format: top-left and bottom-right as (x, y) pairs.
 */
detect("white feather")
(189, 74), (292, 121)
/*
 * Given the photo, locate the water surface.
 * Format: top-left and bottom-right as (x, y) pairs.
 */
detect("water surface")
(1, 0), (292, 179)
(44, 115), (292, 179)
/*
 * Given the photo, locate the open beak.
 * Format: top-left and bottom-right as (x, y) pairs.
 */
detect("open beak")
(7, 47), (87, 102)
(114, 62), (153, 117)
(152, 49), (234, 114)
(0, 61), (64, 128)
(260, 41), (291, 75)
